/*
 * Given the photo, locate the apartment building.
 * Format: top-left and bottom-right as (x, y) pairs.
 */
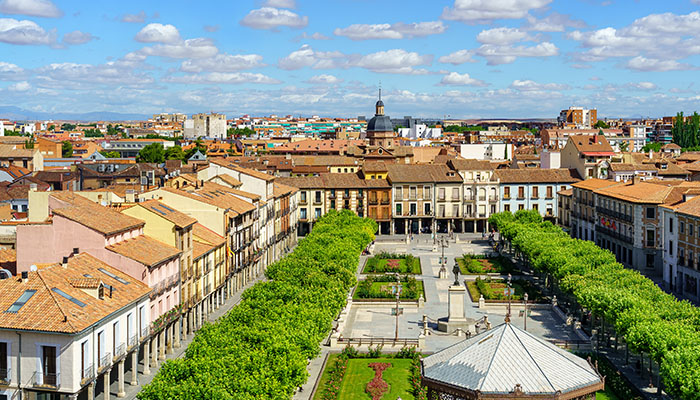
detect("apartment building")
(190, 223), (227, 334)
(558, 106), (597, 129)
(557, 188), (573, 230)
(0, 144), (43, 172)
(560, 135), (614, 180)
(386, 164), (462, 235)
(448, 159), (499, 233)
(0, 253), (151, 400)
(100, 139), (174, 158)
(187, 113), (226, 139)
(496, 169), (580, 219)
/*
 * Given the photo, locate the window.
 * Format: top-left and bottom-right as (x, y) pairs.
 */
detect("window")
(532, 187), (539, 198)
(518, 204), (525, 210)
(41, 345), (57, 385)
(504, 187), (510, 198)
(669, 217), (674, 233)
(452, 188), (459, 200)
(51, 288), (86, 307)
(646, 254), (655, 269)
(300, 191), (306, 202)
(646, 229), (655, 247)
(344, 189), (349, 197)
(453, 205), (459, 217)
(646, 207), (655, 219)
(681, 221), (685, 234)
(546, 186), (553, 198)
(691, 224), (695, 237)
(300, 208), (307, 220)
(314, 191), (321, 203)
(504, 204), (510, 212)
(81, 340), (89, 379)
(0, 341), (7, 382)
(395, 204), (402, 215)
(314, 208), (321, 218)
(6, 290), (36, 313)
(411, 186), (418, 199)
(330, 200), (335, 209)
(438, 188), (445, 200)
(98, 268), (129, 284)
(533, 204), (539, 211)
(518, 186), (525, 198)
(394, 187), (402, 200)
(423, 186), (431, 199)
(424, 203), (431, 215)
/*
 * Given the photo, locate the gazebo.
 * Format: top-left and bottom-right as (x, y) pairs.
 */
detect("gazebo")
(421, 323), (604, 399)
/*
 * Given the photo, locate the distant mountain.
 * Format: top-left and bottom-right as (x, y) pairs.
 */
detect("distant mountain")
(0, 106), (149, 121)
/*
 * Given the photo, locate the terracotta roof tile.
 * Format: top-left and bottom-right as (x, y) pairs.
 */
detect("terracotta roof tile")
(51, 191), (145, 235)
(107, 235), (181, 267)
(138, 199), (197, 228)
(495, 168), (581, 184)
(0, 253), (150, 333)
(386, 164), (462, 183)
(192, 223), (226, 247)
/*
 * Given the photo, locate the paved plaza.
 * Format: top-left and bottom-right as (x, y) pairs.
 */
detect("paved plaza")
(342, 234), (582, 353)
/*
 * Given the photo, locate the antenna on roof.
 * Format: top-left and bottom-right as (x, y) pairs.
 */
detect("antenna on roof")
(378, 81), (382, 101)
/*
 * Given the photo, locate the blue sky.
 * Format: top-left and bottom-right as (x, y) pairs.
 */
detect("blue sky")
(2, 0), (700, 119)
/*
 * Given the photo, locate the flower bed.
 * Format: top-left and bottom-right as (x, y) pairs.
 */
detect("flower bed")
(354, 275), (425, 301)
(363, 252), (422, 274)
(466, 277), (544, 302)
(457, 254), (514, 274)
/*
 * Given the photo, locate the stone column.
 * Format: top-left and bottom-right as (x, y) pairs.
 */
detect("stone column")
(165, 324), (173, 354)
(68, 393), (78, 400)
(159, 330), (167, 360)
(174, 317), (181, 348)
(117, 359), (126, 398)
(104, 368), (112, 400)
(87, 382), (95, 400)
(151, 336), (158, 368)
(130, 351), (138, 386)
(143, 340), (151, 375)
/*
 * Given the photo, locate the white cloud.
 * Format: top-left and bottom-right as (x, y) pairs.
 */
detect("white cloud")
(139, 38), (218, 59)
(278, 44), (345, 70)
(7, 80), (29, 91)
(0, 61), (24, 80)
(350, 49), (433, 74)
(298, 32), (330, 40)
(121, 11), (147, 23)
(306, 74), (342, 84)
(441, 0), (552, 23)
(438, 72), (487, 86)
(180, 54), (265, 73)
(0, 18), (54, 45)
(164, 72), (281, 85)
(627, 81), (657, 90)
(334, 21), (446, 40)
(509, 79), (569, 91)
(135, 23), (181, 44)
(438, 49), (477, 65)
(569, 12), (700, 66)
(263, 0), (296, 8)
(203, 25), (219, 32)
(522, 12), (586, 32)
(624, 56), (692, 72)
(240, 7), (308, 30)
(476, 27), (529, 45)
(0, 0), (61, 18)
(35, 62), (154, 88)
(477, 41), (558, 65)
(63, 30), (96, 45)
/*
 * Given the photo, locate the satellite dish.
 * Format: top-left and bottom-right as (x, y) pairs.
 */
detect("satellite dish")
(30, 265), (37, 271)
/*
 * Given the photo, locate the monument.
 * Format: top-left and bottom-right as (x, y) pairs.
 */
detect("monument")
(437, 262), (473, 333)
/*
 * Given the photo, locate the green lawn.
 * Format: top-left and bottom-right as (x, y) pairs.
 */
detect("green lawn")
(314, 355), (414, 400)
(353, 279), (425, 301)
(457, 255), (514, 274)
(466, 278), (543, 302)
(596, 387), (620, 400)
(363, 257), (422, 274)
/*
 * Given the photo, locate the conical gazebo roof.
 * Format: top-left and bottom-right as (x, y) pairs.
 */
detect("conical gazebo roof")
(422, 323), (603, 399)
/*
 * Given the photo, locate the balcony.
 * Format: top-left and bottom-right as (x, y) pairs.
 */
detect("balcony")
(595, 225), (633, 244)
(503, 194), (511, 200)
(464, 195), (475, 201)
(329, 193), (336, 199)
(369, 198), (378, 205)
(0, 367), (9, 385)
(99, 353), (112, 372)
(128, 334), (138, 350)
(113, 344), (126, 362)
(299, 198), (307, 205)
(81, 365), (93, 385)
(478, 196), (486, 201)
(380, 198), (390, 205)
(141, 326), (150, 341)
(437, 196), (446, 202)
(313, 198), (322, 205)
(32, 371), (60, 389)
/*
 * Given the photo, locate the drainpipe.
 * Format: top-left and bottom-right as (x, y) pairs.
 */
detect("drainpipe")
(15, 332), (21, 400)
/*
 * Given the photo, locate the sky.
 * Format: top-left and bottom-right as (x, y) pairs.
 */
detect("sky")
(2, 0), (700, 119)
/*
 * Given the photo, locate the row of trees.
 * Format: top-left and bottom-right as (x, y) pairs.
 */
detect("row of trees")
(136, 142), (207, 163)
(672, 111), (700, 149)
(489, 210), (700, 399)
(139, 211), (377, 399)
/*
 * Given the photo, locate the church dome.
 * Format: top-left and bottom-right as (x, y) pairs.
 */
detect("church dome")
(367, 115), (393, 132)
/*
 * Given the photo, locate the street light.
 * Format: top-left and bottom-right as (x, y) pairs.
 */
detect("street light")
(523, 292), (529, 331)
(505, 273), (512, 323)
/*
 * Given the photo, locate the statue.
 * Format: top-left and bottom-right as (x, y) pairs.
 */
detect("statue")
(452, 262), (460, 286)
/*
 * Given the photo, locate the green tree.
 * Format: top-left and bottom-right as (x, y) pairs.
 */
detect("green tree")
(227, 127), (256, 137)
(619, 140), (629, 152)
(672, 112), (685, 147)
(137, 143), (165, 163)
(61, 141), (73, 157)
(164, 145), (185, 161)
(61, 123), (76, 131)
(24, 139), (35, 149)
(642, 142), (662, 153)
(48, 125), (55, 131)
(594, 120), (610, 129)
(100, 151), (121, 158)
(84, 128), (104, 138)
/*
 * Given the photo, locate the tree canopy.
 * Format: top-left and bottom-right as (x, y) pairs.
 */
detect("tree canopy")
(672, 111), (700, 148)
(594, 120), (610, 129)
(61, 141), (73, 158)
(137, 143), (165, 163)
(227, 127), (256, 137)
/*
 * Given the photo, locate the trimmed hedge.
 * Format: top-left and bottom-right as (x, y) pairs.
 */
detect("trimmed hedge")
(138, 210), (376, 399)
(490, 210), (700, 400)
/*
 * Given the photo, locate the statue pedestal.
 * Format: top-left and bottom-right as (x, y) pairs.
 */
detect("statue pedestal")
(437, 284), (472, 333)
(438, 266), (447, 279)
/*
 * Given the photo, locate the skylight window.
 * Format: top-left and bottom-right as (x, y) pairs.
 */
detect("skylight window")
(98, 268), (129, 285)
(52, 288), (87, 307)
(6, 290), (37, 313)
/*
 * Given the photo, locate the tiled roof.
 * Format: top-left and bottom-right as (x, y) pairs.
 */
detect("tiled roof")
(138, 199), (197, 228)
(571, 178), (619, 191)
(276, 176), (324, 189)
(662, 143), (681, 150)
(0, 248), (16, 262)
(567, 135), (614, 154)
(595, 181), (677, 204)
(0, 165), (31, 180)
(0, 144), (36, 158)
(448, 159), (495, 171)
(209, 174), (242, 188)
(0, 253), (150, 333)
(670, 195), (700, 217)
(273, 182), (297, 197)
(209, 158), (275, 181)
(495, 168), (581, 184)
(107, 235), (181, 267)
(51, 191), (145, 235)
(386, 164), (462, 183)
(558, 188), (573, 196)
(362, 161), (388, 173)
(158, 183), (256, 215)
(609, 163), (657, 172)
(192, 223), (226, 247)
(423, 323), (602, 396)
(192, 240), (215, 259)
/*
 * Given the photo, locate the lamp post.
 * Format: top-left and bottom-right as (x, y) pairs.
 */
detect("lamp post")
(394, 272), (401, 341)
(523, 292), (529, 331)
(439, 236), (448, 278)
(505, 273), (512, 323)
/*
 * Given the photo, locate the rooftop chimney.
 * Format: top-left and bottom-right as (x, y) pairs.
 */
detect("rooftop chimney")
(72, 247), (79, 255)
(21, 271), (28, 283)
(62, 256), (68, 268)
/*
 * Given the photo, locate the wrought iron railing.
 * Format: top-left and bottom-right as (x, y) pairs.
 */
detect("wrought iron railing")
(32, 371), (60, 389)
(81, 365), (93, 384)
(99, 353), (111, 371)
(114, 344), (126, 360)
(0, 367), (10, 384)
